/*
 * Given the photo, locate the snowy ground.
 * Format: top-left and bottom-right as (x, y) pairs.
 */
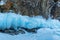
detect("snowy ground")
(0, 28), (60, 40)
(0, 12), (60, 40)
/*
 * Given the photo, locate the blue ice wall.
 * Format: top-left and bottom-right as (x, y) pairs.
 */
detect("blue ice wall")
(0, 12), (60, 30)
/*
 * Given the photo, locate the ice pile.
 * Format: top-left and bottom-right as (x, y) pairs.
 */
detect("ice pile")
(0, 12), (60, 30)
(0, 12), (60, 40)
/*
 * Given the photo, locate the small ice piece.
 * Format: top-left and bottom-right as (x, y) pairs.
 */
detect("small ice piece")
(6, 13), (14, 29)
(12, 14), (21, 30)
(26, 18), (38, 29)
(0, 13), (7, 30)
(20, 16), (29, 28)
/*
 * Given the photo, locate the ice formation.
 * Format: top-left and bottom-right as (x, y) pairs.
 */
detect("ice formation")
(0, 12), (60, 40)
(0, 12), (60, 30)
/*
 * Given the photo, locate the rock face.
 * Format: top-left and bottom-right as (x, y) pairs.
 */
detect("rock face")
(0, 0), (60, 19)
